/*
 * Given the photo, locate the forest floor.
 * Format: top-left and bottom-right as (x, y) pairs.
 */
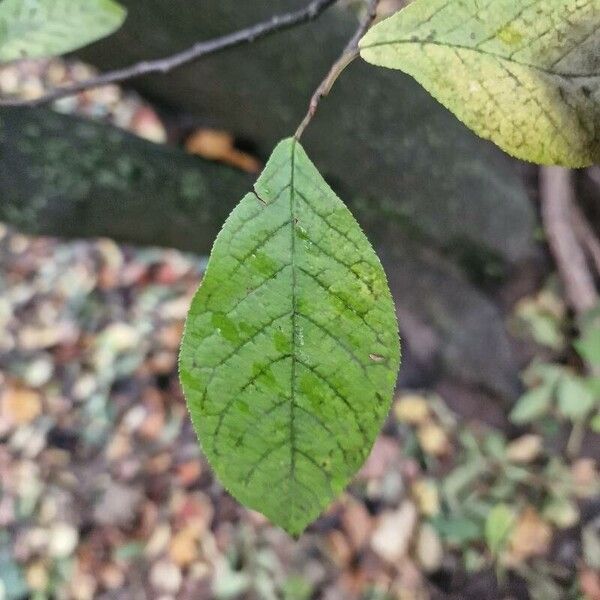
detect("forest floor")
(0, 58), (599, 600)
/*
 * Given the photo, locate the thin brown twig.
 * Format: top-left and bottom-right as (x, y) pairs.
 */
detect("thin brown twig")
(571, 200), (600, 276)
(294, 0), (380, 140)
(539, 166), (598, 316)
(0, 0), (338, 107)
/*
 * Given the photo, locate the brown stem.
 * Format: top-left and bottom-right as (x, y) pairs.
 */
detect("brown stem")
(571, 201), (600, 276)
(539, 166), (598, 316)
(0, 0), (338, 107)
(294, 0), (380, 140)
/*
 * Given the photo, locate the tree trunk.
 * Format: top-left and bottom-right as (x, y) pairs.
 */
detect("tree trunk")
(0, 107), (250, 252)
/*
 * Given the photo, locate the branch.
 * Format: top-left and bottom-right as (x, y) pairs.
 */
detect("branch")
(539, 166), (598, 316)
(294, 0), (380, 139)
(571, 201), (600, 276)
(0, 0), (338, 107)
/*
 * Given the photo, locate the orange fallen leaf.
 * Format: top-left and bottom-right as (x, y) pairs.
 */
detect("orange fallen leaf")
(169, 527), (199, 567)
(506, 507), (552, 563)
(176, 460), (202, 487)
(1, 386), (42, 426)
(417, 422), (449, 456)
(185, 129), (261, 173)
(394, 394), (430, 425)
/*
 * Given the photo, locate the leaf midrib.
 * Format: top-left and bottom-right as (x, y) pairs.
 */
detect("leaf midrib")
(288, 139), (299, 528)
(362, 38), (600, 80)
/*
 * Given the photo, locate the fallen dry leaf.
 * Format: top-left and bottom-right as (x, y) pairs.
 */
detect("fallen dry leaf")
(341, 499), (373, 550)
(185, 129), (261, 173)
(371, 501), (418, 563)
(415, 523), (443, 573)
(176, 460), (202, 487)
(1, 386), (42, 426)
(394, 394), (430, 425)
(326, 530), (353, 567)
(169, 527), (199, 567)
(99, 563), (125, 590)
(149, 559), (182, 594)
(411, 479), (440, 517)
(130, 107), (167, 144)
(358, 436), (400, 479)
(26, 561), (49, 592)
(417, 423), (449, 457)
(506, 507), (552, 564)
(145, 524), (172, 558)
(506, 434), (543, 463)
(580, 567), (600, 600)
(572, 459), (600, 498)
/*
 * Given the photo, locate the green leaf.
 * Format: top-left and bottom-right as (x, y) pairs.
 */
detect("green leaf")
(442, 457), (487, 509)
(509, 385), (553, 424)
(359, 0), (600, 167)
(575, 328), (600, 365)
(0, 0), (126, 61)
(485, 503), (515, 556)
(431, 515), (481, 545)
(523, 362), (565, 389)
(557, 374), (597, 420)
(179, 138), (400, 536)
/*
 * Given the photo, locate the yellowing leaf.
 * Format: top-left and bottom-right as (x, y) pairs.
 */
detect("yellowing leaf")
(360, 0), (600, 167)
(0, 0), (126, 62)
(179, 138), (400, 536)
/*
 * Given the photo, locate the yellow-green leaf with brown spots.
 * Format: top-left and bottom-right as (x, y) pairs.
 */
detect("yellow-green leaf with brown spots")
(360, 0), (600, 167)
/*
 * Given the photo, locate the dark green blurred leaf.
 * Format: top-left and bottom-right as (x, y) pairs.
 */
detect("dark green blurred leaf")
(431, 516), (481, 545)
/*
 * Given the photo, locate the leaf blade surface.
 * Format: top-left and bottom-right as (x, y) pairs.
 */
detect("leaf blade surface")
(179, 138), (400, 535)
(0, 0), (126, 61)
(360, 0), (600, 166)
